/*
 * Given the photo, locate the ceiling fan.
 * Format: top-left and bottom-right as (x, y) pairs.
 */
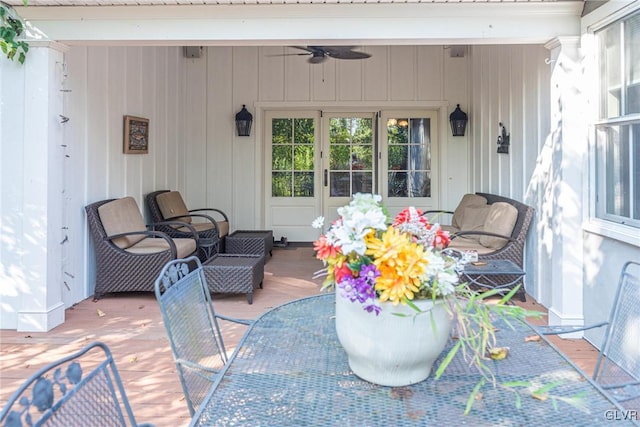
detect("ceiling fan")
(286, 46), (372, 64)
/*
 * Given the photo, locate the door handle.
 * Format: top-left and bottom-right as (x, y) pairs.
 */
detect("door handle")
(324, 169), (328, 187)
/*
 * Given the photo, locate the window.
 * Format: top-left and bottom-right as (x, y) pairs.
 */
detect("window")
(328, 117), (374, 197)
(271, 118), (315, 197)
(386, 117), (432, 198)
(595, 11), (640, 228)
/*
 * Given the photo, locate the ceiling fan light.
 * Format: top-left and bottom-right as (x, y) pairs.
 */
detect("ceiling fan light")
(309, 52), (326, 64)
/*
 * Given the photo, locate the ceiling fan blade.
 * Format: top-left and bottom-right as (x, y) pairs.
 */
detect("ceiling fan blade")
(321, 46), (371, 60)
(282, 46), (371, 64)
(330, 51), (371, 60)
(266, 53), (312, 58)
(291, 46), (316, 54)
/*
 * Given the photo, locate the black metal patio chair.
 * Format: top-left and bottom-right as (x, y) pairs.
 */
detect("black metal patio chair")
(0, 342), (154, 427)
(154, 256), (252, 416)
(537, 260), (640, 411)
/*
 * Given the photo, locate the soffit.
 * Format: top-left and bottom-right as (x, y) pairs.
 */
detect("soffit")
(7, 0), (585, 45)
(5, 0), (583, 5)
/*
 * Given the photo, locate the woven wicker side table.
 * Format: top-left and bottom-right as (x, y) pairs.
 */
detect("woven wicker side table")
(202, 254), (264, 304)
(225, 230), (273, 260)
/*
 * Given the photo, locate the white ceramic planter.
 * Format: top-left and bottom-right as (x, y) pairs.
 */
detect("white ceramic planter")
(335, 293), (452, 387)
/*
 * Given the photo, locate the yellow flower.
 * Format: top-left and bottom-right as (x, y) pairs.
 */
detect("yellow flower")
(366, 227), (428, 304)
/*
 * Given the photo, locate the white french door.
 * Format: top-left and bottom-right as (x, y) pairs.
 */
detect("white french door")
(321, 112), (378, 227)
(265, 109), (438, 241)
(264, 110), (321, 242)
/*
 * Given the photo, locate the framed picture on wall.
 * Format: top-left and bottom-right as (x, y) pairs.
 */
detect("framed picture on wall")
(123, 115), (149, 154)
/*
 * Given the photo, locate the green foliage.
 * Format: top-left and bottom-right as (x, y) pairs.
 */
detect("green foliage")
(271, 118), (316, 197)
(0, 2), (28, 64)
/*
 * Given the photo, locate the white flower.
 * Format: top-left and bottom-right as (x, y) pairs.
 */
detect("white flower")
(421, 250), (459, 297)
(327, 195), (388, 256)
(312, 216), (325, 229)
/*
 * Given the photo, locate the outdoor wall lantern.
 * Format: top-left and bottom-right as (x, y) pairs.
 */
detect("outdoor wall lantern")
(497, 122), (510, 154)
(449, 104), (468, 137)
(235, 105), (253, 137)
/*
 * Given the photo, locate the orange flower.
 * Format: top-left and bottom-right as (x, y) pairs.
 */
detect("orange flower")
(313, 235), (341, 260)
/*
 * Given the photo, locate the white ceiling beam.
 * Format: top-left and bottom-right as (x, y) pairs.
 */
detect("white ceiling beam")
(16, 3), (583, 46)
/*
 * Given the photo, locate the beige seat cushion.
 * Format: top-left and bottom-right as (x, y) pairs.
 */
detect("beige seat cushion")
(457, 205), (491, 242)
(447, 238), (497, 255)
(479, 202), (518, 250)
(126, 237), (196, 258)
(452, 194), (488, 229)
(156, 191), (192, 223)
(439, 224), (458, 234)
(98, 197), (147, 249)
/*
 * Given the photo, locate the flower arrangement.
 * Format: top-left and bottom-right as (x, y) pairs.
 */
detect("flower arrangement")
(312, 194), (580, 414)
(312, 193), (458, 315)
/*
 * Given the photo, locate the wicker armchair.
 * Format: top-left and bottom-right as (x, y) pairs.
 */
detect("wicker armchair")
(85, 197), (198, 299)
(424, 192), (533, 269)
(146, 190), (229, 258)
(424, 193), (534, 300)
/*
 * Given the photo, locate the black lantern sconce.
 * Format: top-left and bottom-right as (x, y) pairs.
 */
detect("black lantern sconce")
(497, 122), (510, 154)
(235, 105), (253, 137)
(449, 104), (468, 137)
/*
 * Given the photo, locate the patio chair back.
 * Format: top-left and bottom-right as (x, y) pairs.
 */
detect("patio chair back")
(146, 190), (229, 257)
(0, 342), (153, 427)
(154, 256), (229, 416)
(593, 260), (640, 408)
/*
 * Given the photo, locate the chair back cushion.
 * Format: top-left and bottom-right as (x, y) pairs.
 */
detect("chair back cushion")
(157, 191), (192, 223)
(479, 202), (518, 250)
(452, 194), (487, 229)
(98, 197), (146, 249)
(457, 205), (491, 242)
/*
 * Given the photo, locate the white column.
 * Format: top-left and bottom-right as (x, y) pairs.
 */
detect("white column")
(0, 41), (68, 331)
(544, 37), (587, 336)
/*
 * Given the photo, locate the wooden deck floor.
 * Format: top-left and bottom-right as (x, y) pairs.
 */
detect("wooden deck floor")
(0, 245), (599, 426)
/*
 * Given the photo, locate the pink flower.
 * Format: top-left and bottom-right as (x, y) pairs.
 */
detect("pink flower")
(313, 235), (341, 260)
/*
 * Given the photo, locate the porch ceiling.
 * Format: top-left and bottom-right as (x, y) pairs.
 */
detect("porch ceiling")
(8, 0), (584, 46)
(4, 0), (583, 5)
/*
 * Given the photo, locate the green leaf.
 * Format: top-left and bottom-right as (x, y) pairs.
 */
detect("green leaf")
(434, 340), (461, 379)
(532, 380), (562, 396)
(501, 381), (530, 388)
(498, 284), (521, 304)
(464, 378), (486, 415)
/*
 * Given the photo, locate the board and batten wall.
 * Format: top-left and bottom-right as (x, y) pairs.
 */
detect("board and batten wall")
(468, 44), (551, 303)
(1, 42), (553, 329)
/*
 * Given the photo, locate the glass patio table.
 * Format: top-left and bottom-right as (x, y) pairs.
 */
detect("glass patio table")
(190, 294), (636, 427)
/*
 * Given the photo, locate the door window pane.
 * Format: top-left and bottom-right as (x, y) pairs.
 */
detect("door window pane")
(328, 117), (373, 197)
(386, 117), (431, 198)
(271, 118), (315, 197)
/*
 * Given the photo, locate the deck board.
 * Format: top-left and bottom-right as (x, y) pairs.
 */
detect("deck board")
(0, 245), (598, 426)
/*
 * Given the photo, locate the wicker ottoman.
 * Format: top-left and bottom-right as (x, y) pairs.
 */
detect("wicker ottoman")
(225, 230), (273, 260)
(202, 254), (264, 304)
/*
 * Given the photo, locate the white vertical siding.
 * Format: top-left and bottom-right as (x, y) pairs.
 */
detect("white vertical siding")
(469, 44), (551, 300)
(33, 43), (552, 308)
(207, 47), (234, 222)
(60, 45), (187, 309)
